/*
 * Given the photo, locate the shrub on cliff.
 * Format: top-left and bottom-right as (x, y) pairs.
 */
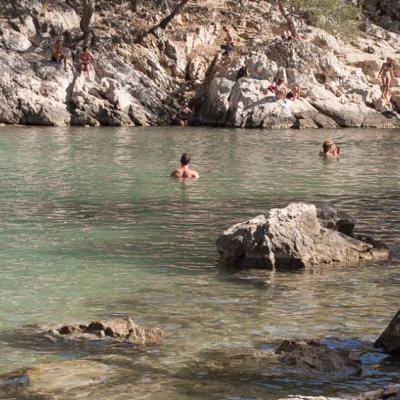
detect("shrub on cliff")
(278, 0), (361, 40)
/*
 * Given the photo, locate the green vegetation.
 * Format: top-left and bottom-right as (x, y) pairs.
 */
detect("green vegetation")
(278, 0), (361, 40)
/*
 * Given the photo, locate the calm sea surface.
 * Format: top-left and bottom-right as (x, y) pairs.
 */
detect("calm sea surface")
(0, 126), (399, 399)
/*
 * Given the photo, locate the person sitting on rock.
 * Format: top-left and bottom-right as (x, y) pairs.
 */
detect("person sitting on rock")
(171, 153), (199, 179)
(80, 46), (93, 77)
(221, 26), (234, 66)
(287, 84), (301, 101)
(177, 102), (193, 128)
(378, 57), (395, 101)
(275, 79), (288, 100)
(51, 39), (67, 71)
(320, 140), (340, 158)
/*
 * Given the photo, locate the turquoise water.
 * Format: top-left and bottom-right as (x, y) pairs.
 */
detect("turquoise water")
(0, 126), (399, 399)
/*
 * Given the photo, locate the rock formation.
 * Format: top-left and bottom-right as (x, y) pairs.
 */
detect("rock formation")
(357, 384), (400, 400)
(278, 384), (400, 400)
(276, 339), (362, 376)
(195, 34), (400, 128)
(47, 316), (163, 345)
(216, 203), (389, 269)
(374, 309), (400, 354)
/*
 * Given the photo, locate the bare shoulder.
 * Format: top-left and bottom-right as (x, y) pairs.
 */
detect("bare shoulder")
(171, 169), (181, 177)
(190, 170), (200, 179)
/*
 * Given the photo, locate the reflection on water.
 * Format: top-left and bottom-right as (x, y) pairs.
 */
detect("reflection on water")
(0, 126), (399, 399)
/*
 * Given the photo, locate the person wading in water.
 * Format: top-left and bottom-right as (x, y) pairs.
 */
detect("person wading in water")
(170, 153), (199, 179)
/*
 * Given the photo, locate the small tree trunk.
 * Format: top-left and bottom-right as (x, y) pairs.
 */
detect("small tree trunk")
(80, 0), (94, 39)
(278, 1), (299, 38)
(135, 0), (190, 43)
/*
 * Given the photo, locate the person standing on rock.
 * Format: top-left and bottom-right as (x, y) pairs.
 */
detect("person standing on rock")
(177, 102), (193, 127)
(51, 39), (67, 71)
(80, 46), (93, 77)
(221, 26), (234, 66)
(378, 57), (395, 100)
(171, 153), (199, 179)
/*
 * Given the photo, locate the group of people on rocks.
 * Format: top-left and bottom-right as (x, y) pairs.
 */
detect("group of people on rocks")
(50, 39), (93, 77)
(49, 23), (396, 129)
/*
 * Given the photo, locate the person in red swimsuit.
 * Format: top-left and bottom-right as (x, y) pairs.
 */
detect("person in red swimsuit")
(80, 46), (92, 76)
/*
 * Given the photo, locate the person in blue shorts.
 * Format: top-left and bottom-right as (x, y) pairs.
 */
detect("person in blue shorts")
(221, 26), (234, 66)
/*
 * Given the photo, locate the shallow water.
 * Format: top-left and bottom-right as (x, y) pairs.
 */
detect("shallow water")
(0, 126), (399, 399)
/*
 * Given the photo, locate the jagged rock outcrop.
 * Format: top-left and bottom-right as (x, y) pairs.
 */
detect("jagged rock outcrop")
(0, 0), (219, 126)
(195, 35), (400, 128)
(216, 203), (389, 269)
(374, 309), (400, 354)
(276, 339), (362, 376)
(47, 316), (163, 345)
(364, 0), (400, 32)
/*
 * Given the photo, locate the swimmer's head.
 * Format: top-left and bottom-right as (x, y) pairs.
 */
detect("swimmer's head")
(277, 78), (284, 85)
(322, 140), (334, 153)
(180, 153), (191, 166)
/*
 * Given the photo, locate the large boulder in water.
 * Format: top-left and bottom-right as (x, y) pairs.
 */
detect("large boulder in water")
(374, 309), (400, 354)
(216, 203), (389, 269)
(275, 339), (362, 376)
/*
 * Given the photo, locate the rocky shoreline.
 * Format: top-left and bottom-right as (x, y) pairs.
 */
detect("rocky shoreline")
(1, 308), (399, 399)
(0, 0), (400, 128)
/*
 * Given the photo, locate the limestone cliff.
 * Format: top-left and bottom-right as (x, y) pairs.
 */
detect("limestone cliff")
(0, 0), (399, 128)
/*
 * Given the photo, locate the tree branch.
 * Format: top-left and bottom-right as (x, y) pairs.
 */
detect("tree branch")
(135, 0), (190, 43)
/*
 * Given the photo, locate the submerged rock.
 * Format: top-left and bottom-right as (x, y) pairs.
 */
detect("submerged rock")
(216, 203), (389, 269)
(279, 385), (400, 400)
(47, 316), (163, 345)
(275, 339), (362, 376)
(374, 309), (400, 354)
(279, 397), (343, 400)
(357, 384), (400, 400)
(22, 359), (113, 394)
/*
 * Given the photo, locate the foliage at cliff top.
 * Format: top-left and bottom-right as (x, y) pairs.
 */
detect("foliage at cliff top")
(278, 0), (361, 40)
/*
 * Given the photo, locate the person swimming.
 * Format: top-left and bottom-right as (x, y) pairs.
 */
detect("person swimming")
(171, 153), (199, 179)
(320, 140), (340, 158)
